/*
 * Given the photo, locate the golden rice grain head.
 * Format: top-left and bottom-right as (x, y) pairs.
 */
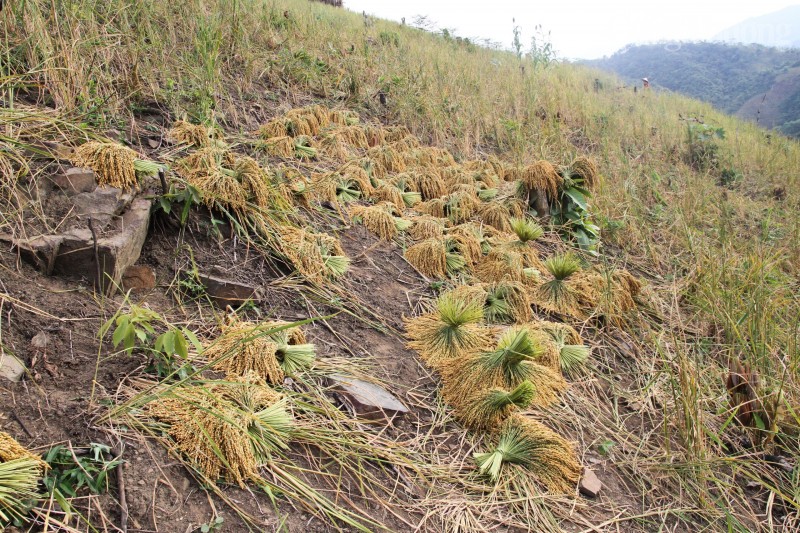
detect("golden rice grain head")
(0, 431), (46, 469)
(570, 156), (600, 190)
(363, 125), (386, 147)
(262, 136), (295, 158)
(383, 125), (412, 143)
(349, 203), (397, 240)
(168, 120), (213, 147)
(479, 202), (512, 232)
(412, 170), (447, 200)
(522, 160), (562, 199)
(204, 322), (285, 384)
(404, 238), (448, 278)
(370, 181), (405, 209)
(451, 382), (536, 432)
(233, 156), (272, 208)
(71, 141), (138, 190)
(416, 198), (447, 218)
(475, 248), (526, 283)
(259, 119), (289, 139)
(319, 133), (351, 161)
(408, 215), (446, 240)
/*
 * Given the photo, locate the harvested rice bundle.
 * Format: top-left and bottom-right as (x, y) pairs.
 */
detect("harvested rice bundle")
(306, 104), (332, 126)
(168, 120), (214, 147)
(285, 110), (320, 137)
(370, 180), (405, 209)
(444, 189), (481, 223)
(367, 145), (406, 176)
(476, 184), (499, 201)
(273, 166), (311, 207)
(362, 125), (386, 147)
(440, 328), (567, 410)
(0, 432), (45, 525)
(475, 414), (581, 493)
(204, 320), (285, 384)
(414, 146), (456, 168)
(258, 118), (289, 139)
(328, 108), (357, 126)
(522, 160), (562, 200)
(404, 238), (447, 277)
(277, 226), (350, 281)
(329, 125), (370, 149)
(568, 156), (600, 190)
(408, 215), (446, 240)
(448, 282), (531, 325)
(451, 382), (536, 432)
(487, 155), (507, 182)
(178, 147), (247, 211)
(70, 141), (140, 190)
(597, 268), (641, 319)
(416, 198), (447, 218)
(533, 253), (583, 317)
(319, 132), (352, 161)
(503, 165), (523, 183)
(349, 203), (401, 241)
(233, 156), (273, 209)
(404, 292), (492, 369)
(409, 169), (447, 200)
(293, 135), (318, 160)
(383, 125), (412, 143)
(389, 135), (422, 152)
(261, 136), (295, 158)
(447, 224), (485, 266)
(479, 202), (512, 232)
(262, 320), (315, 376)
(147, 380), (292, 487)
(0, 432), (45, 467)
(475, 248), (527, 283)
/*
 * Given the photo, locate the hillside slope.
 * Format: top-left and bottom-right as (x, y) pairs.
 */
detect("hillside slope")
(586, 41), (800, 135)
(0, 1), (798, 532)
(714, 5), (800, 48)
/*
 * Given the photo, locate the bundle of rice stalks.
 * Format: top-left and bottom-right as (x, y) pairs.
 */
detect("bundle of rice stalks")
(476, 185), (499, 201)
(367, 145), (406, 176)
(328, 108), (359, 126)
(262, 320), (315, 376)
(309, 166), (373, 205)
(349, 203), (402, 241)
(509, 218), (544, 244)
(261, 135), (295, 158)
(147, 380), (292, 487)
(551, 329), (591, 377)
(362, 125), (386, 147)
(294, 136), (318, 160)
(479, 202), (512, 232)
(273, 166), (311, 207)
(408, 169), (447, 200)
(414, 146), (456, 168)
(259, 118), (289, 138)
(383, 125), (412, 143)
(404, 292), (492, 368)
(178, 147), (248, 210)
(285, 112), (320, 137)
(407, 215), (446, 240)
(321, 126), (369, 154)
(534, 253), (583, 317)
(370, 180), (405, 209)
(168, 120), (214, 147)
(597, 268), (641, 319)
(443, 169), (475, 191)
(521, 160), (562, 200)
(482, 282), (532, 324)
(404, 238), (447, 277)
(415, 198), (447, 218)
(204, 320), (285, 384)
(0, 432), (45, 524)
(568, 156), (600, 190)
(512, 321), (582, 372)
(70, 141), (140, 190)
(277, 227), (349, 281)
(447, 224), (485, 266)
(475, 414), (581, 494)
(441, 328), (567, 410)
(475, 248), (527, 283)
(452, 382), (535, 432)
(389, 135), (421, 152)
(444, 189), (481, 223)
(233, 156), (273, 209)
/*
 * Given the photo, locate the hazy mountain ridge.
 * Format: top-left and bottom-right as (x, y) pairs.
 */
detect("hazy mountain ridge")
(585, 41), (800, 136)
(714, 5), (800, 48)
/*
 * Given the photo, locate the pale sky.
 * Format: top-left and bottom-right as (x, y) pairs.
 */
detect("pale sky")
(343, 1), (800, 59)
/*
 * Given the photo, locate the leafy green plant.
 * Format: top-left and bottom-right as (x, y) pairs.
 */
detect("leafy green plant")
(552, 171), (600, 252)
(152, 326), (202, 379)
(199, 516), (224, 532)
(686, 123), (724, 170)
(101, 304), (161, 353)
(43, 443), (121, 498)
(158, 182), (203, 226)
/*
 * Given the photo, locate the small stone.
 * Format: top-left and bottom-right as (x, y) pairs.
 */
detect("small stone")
(579, 468), (603, 498)
(122, 265), (156, 291)
(147, 138), (160, 149)
(30, 331), (50, 350)
(50, 167), (97, 195)
(197, 273), (258, 305)
(0, 352), (26, 382)
(328, 374), (408, 421)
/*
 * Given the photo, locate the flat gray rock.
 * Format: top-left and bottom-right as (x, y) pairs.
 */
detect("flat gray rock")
(0, 352), (26, 382)
(329, 374), (408, 421)
(197, 273), (258, 305)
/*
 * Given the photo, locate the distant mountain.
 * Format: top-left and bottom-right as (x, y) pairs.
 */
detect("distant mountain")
(714, 5), (800, 48)
(585, 42), (800, 136)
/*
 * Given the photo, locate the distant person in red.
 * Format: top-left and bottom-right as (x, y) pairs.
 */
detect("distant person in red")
(642, 77), (650, 89)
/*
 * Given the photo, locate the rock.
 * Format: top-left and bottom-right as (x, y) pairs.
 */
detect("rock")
(30, 331), (50, 350)
(122, 265), (156, 291)
(328, 374), (408, 421)
(47, 197), (151, 293)
(579, 468), (603, 498)
(14, 234), (64, 275)
(197, 273), (258, 305)
(72, 186), (135, 230)
(49, 167), (97, 195)
(0, 352), (26, 382)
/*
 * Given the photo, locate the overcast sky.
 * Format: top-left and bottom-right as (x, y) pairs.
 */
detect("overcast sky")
(343, 1), (800, 59)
